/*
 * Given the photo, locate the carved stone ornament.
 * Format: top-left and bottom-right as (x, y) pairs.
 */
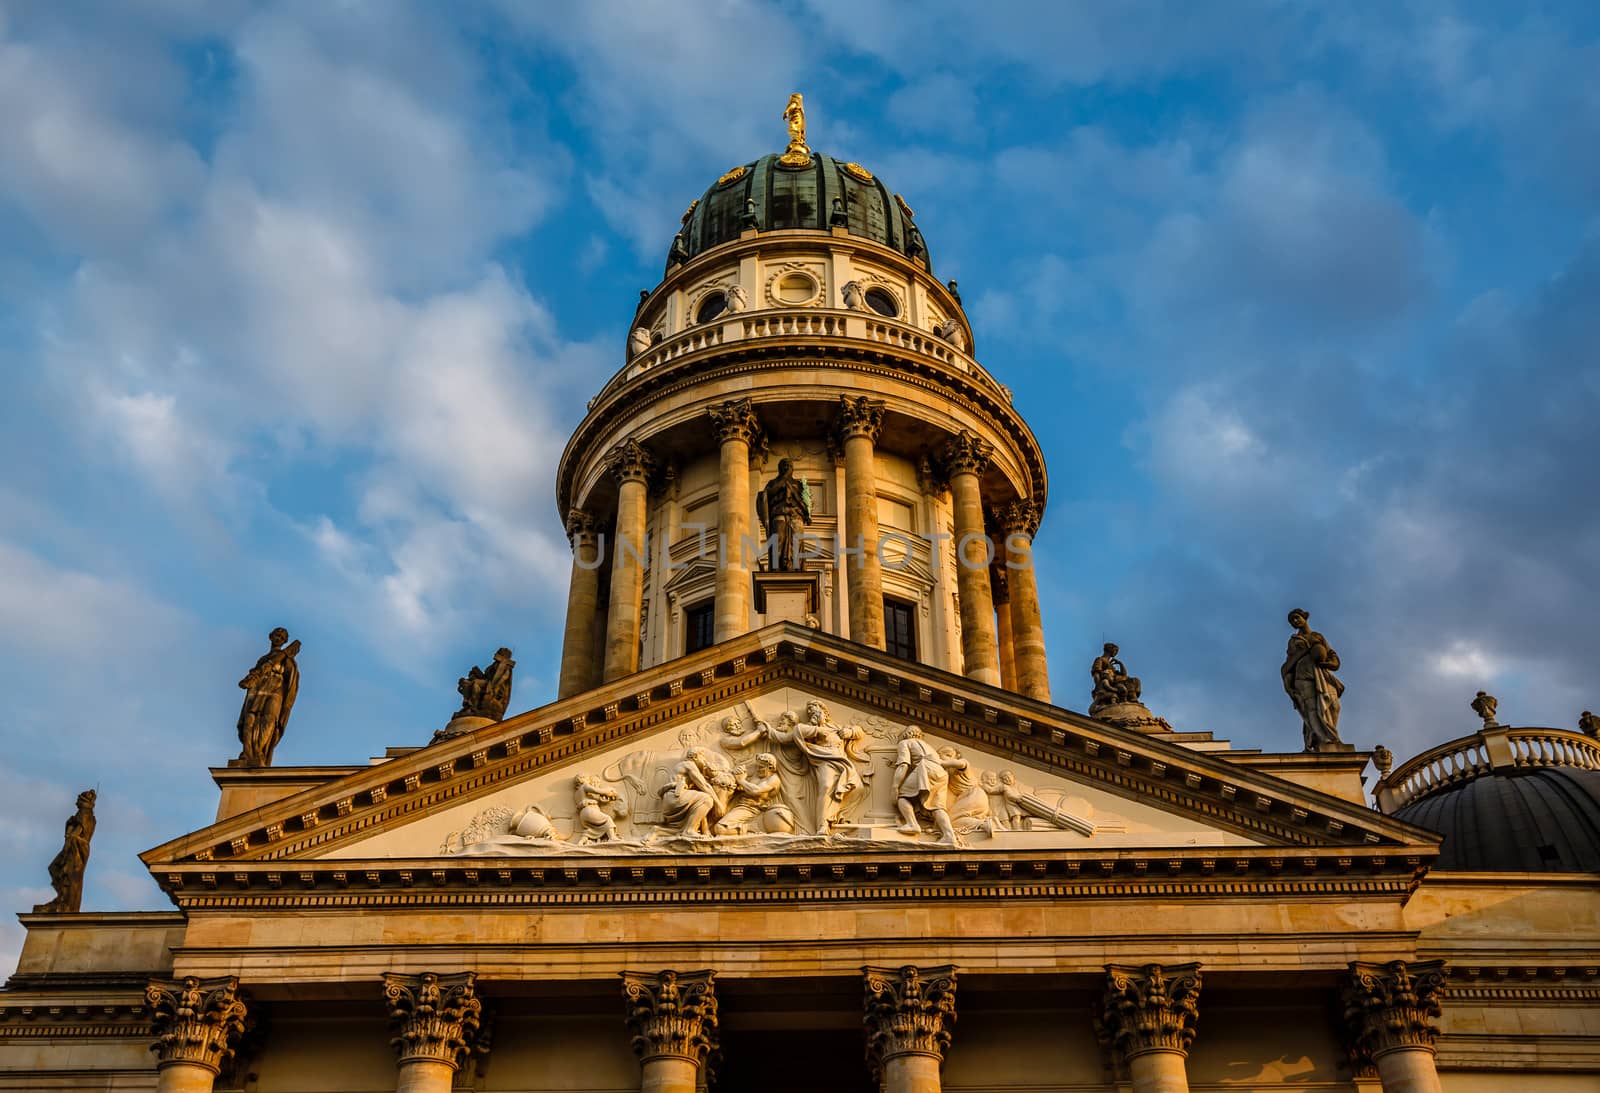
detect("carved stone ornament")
(1471, 690), (1499, 728)
(566, 509), (600, 544)
(1373, 744), (1394, 777)
(1096, 963), (1202, 1064)
(607, 438), (657, 485)
(146, 975), (249, 1074)
(384, 971), (484, 1068)
(621, 969), (719, 1064)
(435, 699), (1121, 856)
(940, 430), (992, 478)
(629, 327), (651, 358)
(862, 964), (958, 1068)
(1582, 710), (1600, 739)
(1342, 959), (1448, 1061)
(33, 788), (95, 913)
(837, 394), (886, 443)
(995, 497), (1042, 539)
(709, 397), (762, 446)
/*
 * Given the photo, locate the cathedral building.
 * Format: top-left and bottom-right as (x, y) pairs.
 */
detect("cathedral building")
(4, 96), (1598, 1093)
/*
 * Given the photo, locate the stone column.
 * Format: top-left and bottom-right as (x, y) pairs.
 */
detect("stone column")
(558, 510), (604, 699)
(997, 498), (1050, 700)
(941, 431), (999, 686)
(839, 396), (887, 650)
(991, 564), (1016, 691)
(1097, 963), (1202, 1093)
(384, 971), (484, 1093)
(146, 976), (249, 1093)
(863, 964), (958, 1093)
(709, 398), (761, 642)
(1342, 960), (1448, 1093)
(621, 969), (719, 1093)
(603, 438), (656, 682)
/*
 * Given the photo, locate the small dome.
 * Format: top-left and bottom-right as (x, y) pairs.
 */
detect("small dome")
(1395, 766), (1600, 872)
(669, 152), (929, 272)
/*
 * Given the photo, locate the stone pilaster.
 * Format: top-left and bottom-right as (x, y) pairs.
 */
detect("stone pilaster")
(383, 971), (483, 1093)
(1097, 963), (1201, 1093)
(1342, 960), (1448, 1093)
(603, 438), (656, 682)
(146, 976), (249, 1093)
(996, 497), (1049, 700)
(839, 396), (887, 650)
(710, 398), (762, 642)
(559, 510), (604, 699)
(941, 431), (999, 686)
(622, 970), (718, 1093)
(862, 964), (958, 1093)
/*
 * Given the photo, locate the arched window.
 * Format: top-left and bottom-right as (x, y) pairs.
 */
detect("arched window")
(864, 287), (898, 317)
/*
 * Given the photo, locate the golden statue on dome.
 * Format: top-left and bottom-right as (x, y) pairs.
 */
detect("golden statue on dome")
(779, 92), (811, 166)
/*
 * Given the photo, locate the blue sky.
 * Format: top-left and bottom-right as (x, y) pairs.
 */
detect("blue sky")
(2, 1), (1598, 968)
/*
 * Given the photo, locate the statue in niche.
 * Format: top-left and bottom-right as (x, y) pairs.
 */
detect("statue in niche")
(574, 774), (623, 843)
(1089, 643), (1142, 714)
(1471, 691), (1499, 728)
(756, 458), (812, 571)
(842, 280), (866, 310)
(727, 701), (867, 835)
(34, 789), (96, 913)
(236, 627), (300, 768)
(714, 753), (796, 835)
(455, 647), (515, 722)
(893, 726), (957, 844)
(741, 198), (758, 231)
(1282, 608), (1344, 751)
(658, 747), (734, 836)
(725, 284), (749, 313)
(629, 327), (651, 358)
(1581, 711), (1599, 739)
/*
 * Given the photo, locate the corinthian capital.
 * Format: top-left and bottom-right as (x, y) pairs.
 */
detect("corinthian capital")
(1097, 963), (1202, 1064)
(566, 509), (601, 545)
(621, 969), (719, 1065)
(709, 397), (763, 446)
(1343, 960), (1448, 1060)
(606, 438), (657, 486)
(146, 975), (249, 1074)
(940, 430), (992, 478)
(838, 395), (887, 443)
(862, 964), (958, 1068)
(996, 497), (1042, 538)
(383, 971), (483, 1068)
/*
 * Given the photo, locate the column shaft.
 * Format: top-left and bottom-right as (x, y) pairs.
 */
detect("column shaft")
(882, 1052), (943, 1093)
(1372, 1048), (1443, 1093)
(1128, 1050), (1191, 1093)
(155, 1064), (221, 1093)
(839, 397), (887, 650)
(992, 567), (1016, 691)
(395, 1059), (456, 1093)
(558, 513), (602, 699)
(639, 1055), (698, 1093)
(949, 469), (999, 685)
(602, 440), (655, 682)
(710, 400), (759, 642)
(1003, 517), (1050, 701)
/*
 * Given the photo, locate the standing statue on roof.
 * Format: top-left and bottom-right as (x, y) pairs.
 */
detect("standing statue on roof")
(33, 789), (96, 913)
(1282, 608), (1344, 752)
(780, 92), (810, 166)
(236, 627), (300, 768)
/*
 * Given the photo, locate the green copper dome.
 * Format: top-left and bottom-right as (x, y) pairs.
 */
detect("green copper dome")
(668, 152), (930, 273)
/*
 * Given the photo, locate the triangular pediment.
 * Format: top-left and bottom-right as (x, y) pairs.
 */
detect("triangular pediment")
(141, 624), (1439, 904)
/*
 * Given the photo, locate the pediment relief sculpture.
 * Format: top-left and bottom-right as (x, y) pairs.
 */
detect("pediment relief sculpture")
(401, 692), (1280, 861)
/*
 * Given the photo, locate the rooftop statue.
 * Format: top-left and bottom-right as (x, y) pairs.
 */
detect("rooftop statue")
(236, 627), (300, 768)
(33, 789), (96, 913)
(756, 458), (812, 571)
(1282, 608), (1344, 752)
(1089, 643), (1141, 714)
(780, 92), (810, 166)
(456, 647), (515, 722)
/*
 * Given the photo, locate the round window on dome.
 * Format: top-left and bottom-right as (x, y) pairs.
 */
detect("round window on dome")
(774, 272), (818, 305)
(696, 291), (728, 324)
(864, 288), (898, 317)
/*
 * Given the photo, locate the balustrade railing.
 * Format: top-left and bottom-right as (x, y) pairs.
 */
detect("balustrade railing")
(1380, 727), (1600, 810)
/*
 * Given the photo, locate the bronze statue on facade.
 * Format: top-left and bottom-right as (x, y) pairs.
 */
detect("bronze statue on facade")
(756, 458), (812, 571)
(455, 648), (515, 722)
(1089, 643), (1142, 714)
(1282, 608), (1344, 751)
(33, 789), (96, 913)
(236, 627), (300, 768)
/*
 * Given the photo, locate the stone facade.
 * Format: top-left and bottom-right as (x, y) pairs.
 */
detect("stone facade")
(4, 103), (1597, 1093)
